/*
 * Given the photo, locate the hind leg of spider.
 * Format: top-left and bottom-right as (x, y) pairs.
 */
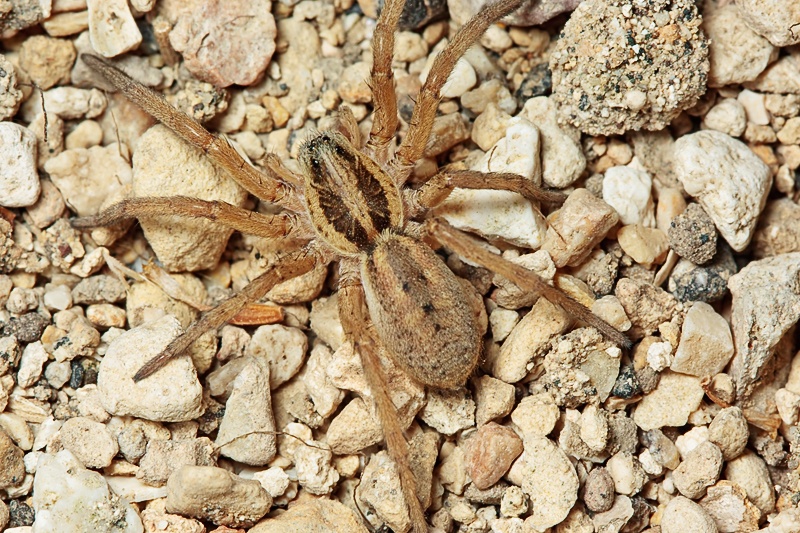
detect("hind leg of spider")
(133, 246), (320, 381)
(337, 277), (428, 533)
(72, 196), (303, 240)
(425, 218), (632, 350)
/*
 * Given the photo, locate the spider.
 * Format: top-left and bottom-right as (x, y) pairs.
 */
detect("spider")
(74, 0), (630, 530)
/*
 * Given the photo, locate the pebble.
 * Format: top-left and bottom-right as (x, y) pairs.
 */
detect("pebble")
(583, 467), (614, 513)
(65, 120), (103, 150)
(617, 224), (669, 268)
(132, 124), (247, 272)
(420, 44), (476, 98)
(493, 298), (571, 384)
(606, 451), (647, 496)
(216, 357), (276, 465)
(357, 450), (410, 532)
(744, 54), (800, 94)
(464, 423), (523, 490)
(492, 251), (556, 310)
(0, 123), (40, 208)
(661, 496), (718, 533)
(166, 466), (272, 527)
(632, 370), (704, 431)
(85, 304), (126, 328)
(542, 188), (619, 268)
(510, 394), (559, 437)
(0, 430), (25, 489)
(778, 117), (800, 145)
(17, 342), (49, 389)
(668, 203), (718, 265)
(473, 375), (515, 426)
(244, 324), (308, 389)
(670, 302), (734, 378)
(7, 288), (38, 314)
(520, 97), (585, 188)
(549, 0), (708, 135)
(44, 143), (132, 217)
(704, 2), (775, 88)
(508, 435), (578, 531)
(728, 253), (800, 399)
(47, 416), (118, 469)
(461, 78), (517, 115)
(0, 54), (24, 120)
(737, 90), (771, 126)
(642, 429), (680, 470)
(579, 404), (609, 452)
(169, 0), (276, 87)
(420, 388), (476, 436)
(326, 397), (382, 454)
(776, 387), (800, 426)
(86, 0), (141, 57)
(97, 315), (204, 422)
(673, 441), (724, 499)
(701, 98), (747, 138)
(699, 481), (761, 533)
(737, 0), (800, 47)
(250, 498), (368, 533)
(674, 130), (771, 252)
(435, 117), (547, 249)
(602, 166), (655, 227)
(42, 10), (89, 37)
(31, 451), (142, 532)
(72, 274), (126, 305)
(137, 437), (215, 487)
(27, 179), (66, 230)
(18, 35), (76, 90)
(723, 451), (775, 515)
(252, 466), (289, 499)
(668, 246), (737, 303)
(281, 423), (339, 495)
(296, 344), (345, 419)
(615, 278), (677, 337)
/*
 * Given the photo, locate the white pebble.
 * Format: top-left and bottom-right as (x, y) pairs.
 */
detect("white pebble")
(0, 123), (40, 208)
(671, 302), (734, 377)
(17, 342), (49, 389)
(97, 315), (203, 422)
(701, 98), (746, 137)
(661, 496), (718, 533)
(420, 44), (476, 98)
(435, 118), (547, 249)
(245, 324), (308, 389)
(602, 166), (654, 226)
(86, 0), (141, 57)
(674, 130), (771, 252)
(737, 90), (771, 125)
(632, 370), (704, 430)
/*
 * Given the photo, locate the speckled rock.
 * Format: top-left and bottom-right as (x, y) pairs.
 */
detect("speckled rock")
(668, 247), (736, 303)
(32, 450), (143, 533)
(97, 315), (204, 422)
(166, 466), (271, 527)
(0, 123), (40, 208)
(674, 130), (771, 252)
(0, 430), (24, 489)
(18, 35), (76, 90)
(0, 55), (24, 120)
(132, 124), (247, 272)
(704, 2), (776, 88)
(728, 253), (800, 399)
(583, 467), (615, 513)
(447, 0), (580, 26)
(168, 0), (276, 87)
(550, 0), (709, 135)
(357, 450), (410, 533)
(736, 0), (800, 47)
(250, 498), (368, 533)
(668, 203), (718, 265)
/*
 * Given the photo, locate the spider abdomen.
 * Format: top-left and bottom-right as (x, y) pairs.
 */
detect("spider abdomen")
(361, 233), (481, 389)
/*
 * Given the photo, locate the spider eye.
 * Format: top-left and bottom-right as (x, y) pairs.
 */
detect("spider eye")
(311, 158), (320, 168)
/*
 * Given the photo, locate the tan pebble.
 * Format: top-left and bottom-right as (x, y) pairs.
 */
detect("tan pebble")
(632, 370), (704, 431)
(18, 35), (76, 90)
(86, 303), (126, 328)
(673, 441), (724, 499)
(42, 10), (89, 37)
(699, 480), (761, 533)
(137, 438), (215, 487)
(464, 422), (523, 490)
(617, 224), (669, 268)
(670, 302), (734, 377)
(48, 417), (119, 469)
(724, 451), (775, 515)
(661, 496), (718, 533)
(583, 467), (614, 512)
(250, 498), (367, 533)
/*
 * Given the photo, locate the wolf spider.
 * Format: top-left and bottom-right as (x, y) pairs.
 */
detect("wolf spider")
(74, 0), (629, 530)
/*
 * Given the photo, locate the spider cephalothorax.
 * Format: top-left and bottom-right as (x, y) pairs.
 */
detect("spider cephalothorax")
(74, 0), (629, 530)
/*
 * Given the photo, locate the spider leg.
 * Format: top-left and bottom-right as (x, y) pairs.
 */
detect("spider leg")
(82, 54), (305, 213)
(413, 169), (567, 211)
(72, 196), (309, 240)
(365, 0), (405, 162)
(338, 274), (428, 533)
(425, 218), (633, 350)
(391, 0), (527, 183)
(133, 246), (320, 381)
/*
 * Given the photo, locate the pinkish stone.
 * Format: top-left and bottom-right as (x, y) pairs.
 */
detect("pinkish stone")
(464, 422), (524, 490)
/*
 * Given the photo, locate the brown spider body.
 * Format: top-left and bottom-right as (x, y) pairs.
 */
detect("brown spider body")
(74, 1), (630, 529)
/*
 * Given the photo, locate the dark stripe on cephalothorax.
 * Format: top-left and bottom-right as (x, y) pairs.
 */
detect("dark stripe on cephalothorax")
(312, 173), (372, 250)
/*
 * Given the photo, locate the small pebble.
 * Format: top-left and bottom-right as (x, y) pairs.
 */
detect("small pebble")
(420, 388), (475, 436)
(673, 441), (724, 499)
(737, 0), (800, 47)
(0, 430), (25, 489)
(47, 416), (118, 469)
(0, 123), (40, 208)
(357, 450), (411, 533)
(661, 496), (718, 533)
(473, 375), (515, 426)
(668, 203), (718, 265)
(602, 166), (655, 226)
(86, 0), (141, 57)
(617, 224), (669, 268)
(510, 394), (559, 437)
(250, 498), (368, 533)
(723, 451), (775, 515)
(281, 423), (339, 495)
(244, 324), (308, 389)
(17, 341), (48, 389)
(583, 467), (614, 513)
(737, 89), (771, 126)
(166, 466), (272, 527)
(18, 35), (76, 90)
(326, 398), (382, 454)
(32, 451), (142, 532)
(744, 55), (800, 94)
(699, 480), (761, 533)
(606, 451), (647, 496)
(137, 438), (215, 487)
(670, 302), (734, 378)
(0, 55), (24, 120)
(632, 370), (704, 431)
(674, 130), (771, 252)
(464, 422), (523, 490)
(701, 98), (747, 137)
(704, 2), (775, 88)
(97, 315), (203, 422)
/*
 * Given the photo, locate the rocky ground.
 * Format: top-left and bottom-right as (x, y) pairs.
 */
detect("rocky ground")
(1, 0), (800, 531)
